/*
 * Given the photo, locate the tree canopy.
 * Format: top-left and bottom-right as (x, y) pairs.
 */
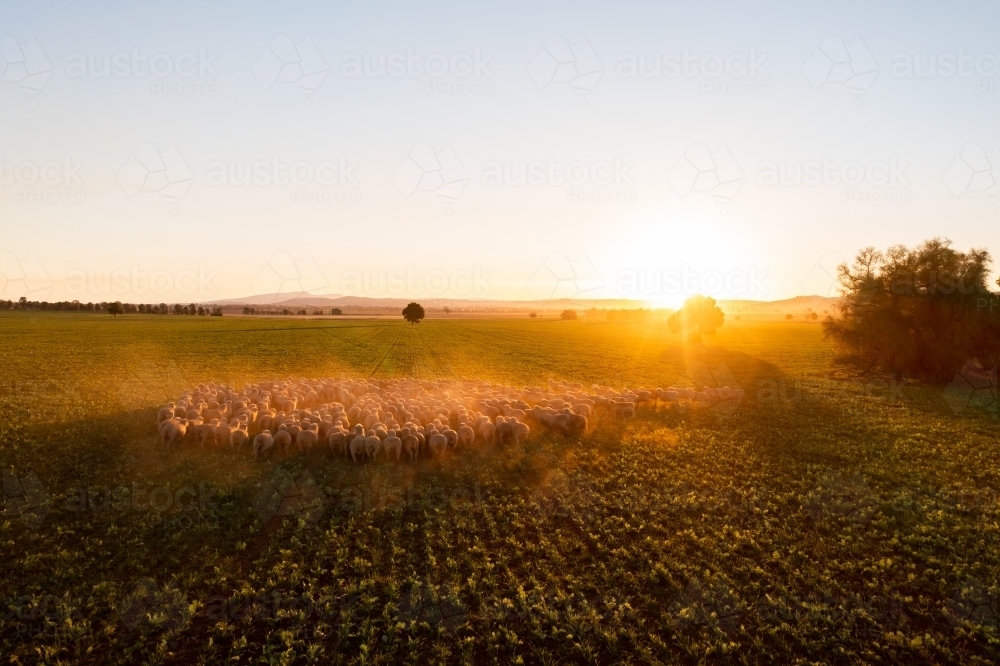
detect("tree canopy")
(402, 302), (425, 324)
(823, 237), (1000, 381)
(667, 295), (724, 342)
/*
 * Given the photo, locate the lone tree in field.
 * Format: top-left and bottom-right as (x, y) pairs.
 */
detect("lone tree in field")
(824, 238), (1000, 382)
(560, 309), (577, 320)
(107, 301), (124, 317)
(402, 302), (425, 324)
(667, 294), (724, 342)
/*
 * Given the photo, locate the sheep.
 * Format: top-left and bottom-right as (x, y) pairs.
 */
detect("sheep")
(195, 420), (217, 448)
(610, 401), (636, 418)
(349, 431), (367, 463)
(328, 428), (348, 457)
(158, 375), (632, 463)
(363, 431), (382, 461)
(512, 419), (530, 446)
(160, 418), (187, 449)
(495, 416), (513, 447)
(230, 425), (249, 450)
(427, 432), (448, 458)
(253, 430), (274, 460)
(273, 424), (293, 455)
(297, 424), (319, 452)
(158, 404), (176, 424)
(401, 429), (420, 462)
(478, 418), (496, 445)
(383, 430), (402, 462)
(457, 424), (475, 448)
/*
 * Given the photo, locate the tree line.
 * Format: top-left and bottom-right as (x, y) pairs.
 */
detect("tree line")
(242, 307), (343, 315)
(1, 298), (222, 316)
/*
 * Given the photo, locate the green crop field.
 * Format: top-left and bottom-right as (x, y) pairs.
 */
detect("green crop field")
(2, 311), (999, 664)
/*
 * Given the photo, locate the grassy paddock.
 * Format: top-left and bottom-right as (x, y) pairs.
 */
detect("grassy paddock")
(1, 311), (998, 664)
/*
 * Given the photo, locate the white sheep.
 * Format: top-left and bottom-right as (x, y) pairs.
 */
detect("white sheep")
(273, 425), (293, 455)
(230, 425), (249, 449)
(158, 404), (176, 424)
(383, 431), (402, 462)
(253, 430), (274, 460)
(159, 418), (187, 449)
(457, 424), (475, 448)
(478, 418), (495, 445)
(427, 432), (448, 458)
(297, 423), (319, 452)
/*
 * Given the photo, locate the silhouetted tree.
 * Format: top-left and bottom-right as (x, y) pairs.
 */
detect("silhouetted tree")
(560, 309), (577, 320)
(824, 238), (1000, 381)
(403, 302), (425, 324)
(668, 295), (724, 342)
(108, 301), (124, 317)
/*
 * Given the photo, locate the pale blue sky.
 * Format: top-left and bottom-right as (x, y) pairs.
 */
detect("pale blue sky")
(2, 0), (999, 305)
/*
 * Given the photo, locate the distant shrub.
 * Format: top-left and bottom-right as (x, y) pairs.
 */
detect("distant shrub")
(560, 309), (577, 320)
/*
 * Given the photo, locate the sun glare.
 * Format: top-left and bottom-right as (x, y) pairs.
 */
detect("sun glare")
(614, 220), (747, 310)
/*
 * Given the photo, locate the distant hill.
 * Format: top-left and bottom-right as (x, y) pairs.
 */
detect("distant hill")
(205, 294), (651, 310)
(208, 292), (344, 306)
(720, 296), (841, 313)
(205, 292), (842, 312)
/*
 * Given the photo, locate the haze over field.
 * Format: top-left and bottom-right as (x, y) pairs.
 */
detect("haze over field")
(7, 3), (1000, 663)
(3, 0), (1000, 308)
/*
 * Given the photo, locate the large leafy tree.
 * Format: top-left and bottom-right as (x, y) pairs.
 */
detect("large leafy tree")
(402, 302), (425, 324)
(668, 295), (724, 342)
(823, 238), (1000, 381)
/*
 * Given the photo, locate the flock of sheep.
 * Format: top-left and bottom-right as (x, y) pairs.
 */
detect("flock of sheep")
(156, 377), (745, 461)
